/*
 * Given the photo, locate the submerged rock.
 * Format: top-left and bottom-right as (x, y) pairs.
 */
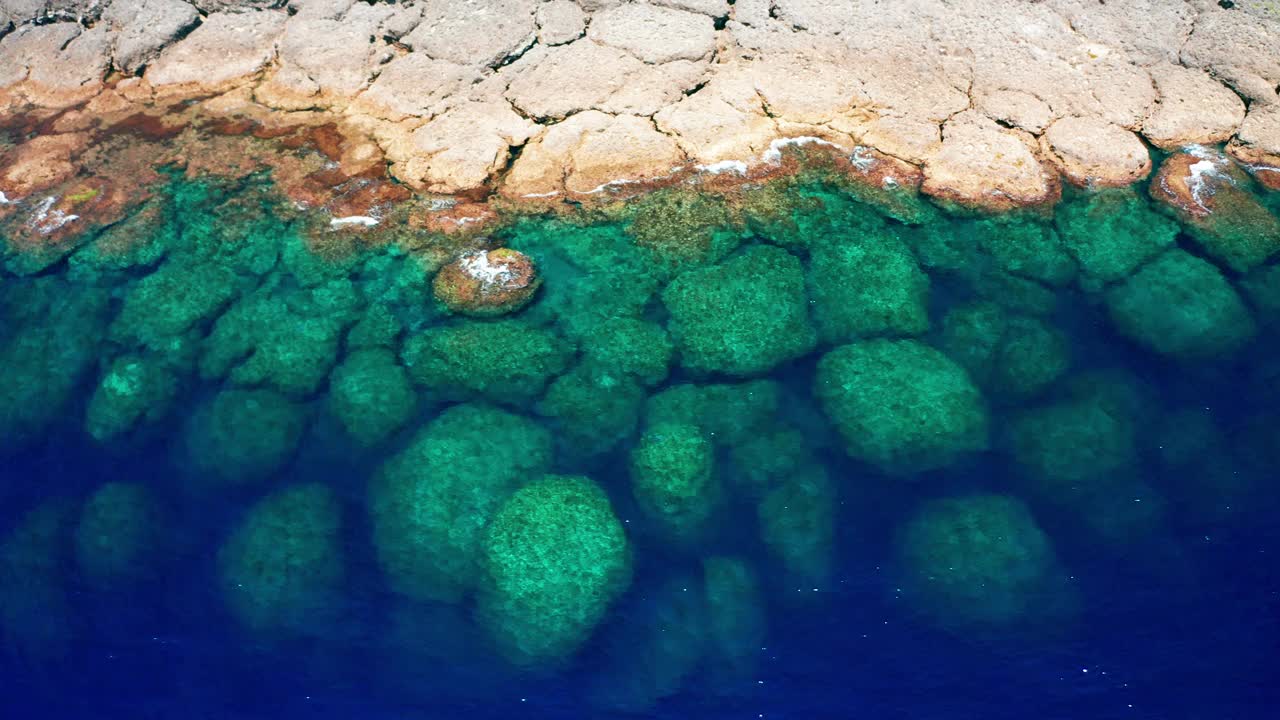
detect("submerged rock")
(432, 248), (542, 317)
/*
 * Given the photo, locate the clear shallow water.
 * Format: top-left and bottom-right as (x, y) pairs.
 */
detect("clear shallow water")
(0, 160), (1278, 719)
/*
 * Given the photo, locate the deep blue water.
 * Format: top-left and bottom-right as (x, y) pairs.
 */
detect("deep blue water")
(1, 167), (1279, 719)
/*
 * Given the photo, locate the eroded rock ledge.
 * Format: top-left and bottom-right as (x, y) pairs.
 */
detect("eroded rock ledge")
(1, 0), (1279, 220)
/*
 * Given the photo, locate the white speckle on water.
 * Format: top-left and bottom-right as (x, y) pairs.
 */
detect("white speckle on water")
(762, 136), (847, 164)
(522, 190), (561, 198)
(459, 250), (518, 287)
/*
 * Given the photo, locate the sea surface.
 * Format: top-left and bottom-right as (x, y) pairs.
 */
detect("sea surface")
(0, 152), (1278, 719)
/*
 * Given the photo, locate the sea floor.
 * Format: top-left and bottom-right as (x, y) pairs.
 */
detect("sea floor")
(0, 154), (1278, 719)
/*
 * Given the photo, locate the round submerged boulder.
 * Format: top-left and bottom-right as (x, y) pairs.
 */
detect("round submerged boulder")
(815, 339), (989, 475)
(327, 347), (418, 449)
(1054, 189), (1178, 290)
(75, 482), (165, 591)
(401, 319), (574, 406)
(477, 474), (632, 667)
(1106, 249), (1256, 360)
(218, 483), (345, 634)
(369, 403), (553, 603)
(84, 353), (179, 445)
(629, 422), (721, 543)
(897, 494), (1071, 631)
(433, 248), (542, 317)
(807, 229), (931, 342)
(179, 388), (308, 489)
(662, 245), (816, 376)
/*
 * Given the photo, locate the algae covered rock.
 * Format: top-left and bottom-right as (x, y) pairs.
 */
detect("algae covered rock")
(477, 474), (632, 667)
(179, 388), (308, 489)
(624, 189), (742, 273)
(370, 404), (553, 603)
(815, 339), (989, 475)
(0, 278), (109, 454)
(973, 215), (1076, 288)
(578, 316), (673, 387)
(218, 484), (345, 634)
(807, 229), (931, 342)
(401, 319), (574, 406)
(84, 353), (180, 444)
(1054, 189), (1178, 289)
(645, 380), (780, 446)
(940, 302), (1070, 400)
(1106, 249), (1256, 360)
(897, 494), (1071, 630)
(111, 259), (242, 351)
(1150, 152), (1280, 273)
(75, 482), (165, 591)
(757, 463), (836, 590)
(327, 347), (418, 449)
(662, 245), (816, 376)
(536, 364), (646, 462)
(432, 248), (542, 317)
(200, 279), (361, 397)
(629, 422), (721, 542)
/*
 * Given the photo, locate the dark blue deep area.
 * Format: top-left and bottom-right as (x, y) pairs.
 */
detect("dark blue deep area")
(1, 374), (1277, 720)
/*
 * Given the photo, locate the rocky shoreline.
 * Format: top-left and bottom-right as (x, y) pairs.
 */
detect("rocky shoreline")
(1, 0), (1278, 233)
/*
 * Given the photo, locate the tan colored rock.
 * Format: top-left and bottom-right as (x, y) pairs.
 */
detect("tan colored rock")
(502, 111), (615, 197)
(588, 3), (716, 64)
(1046, 0), (1195, 66)
(0, 132), (90, 197)
(1181, 4), (1280, 104)
(565, 114), (686, 195)
(977, 90), (1054, 134)
(103, 0), (201, 76)
(397, 101), (536, 193)
(503, 41), (645, 120)
(752, 54), (864, 124)
(256, 10), (390, 110)
(598, 60), (707, 117)
(536, 0), (586, 45)
(860, 115), (941, 165)
(1041, 116), (1151, 188)
(402, 0), (537, 68)
(1081, 57), (1156, 130)
(1228, 103), (1280, 190)
(351, 53), (480, 122)
(922, 112), (1057, 211)
(654, 0), (729, 16)
(655, 72), (777, 165)
(1143, 63), (1247, 149)
(146, 10), (288, 97)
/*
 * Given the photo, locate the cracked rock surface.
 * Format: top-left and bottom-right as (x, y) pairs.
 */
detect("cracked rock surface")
(0, 0), (1278, 206)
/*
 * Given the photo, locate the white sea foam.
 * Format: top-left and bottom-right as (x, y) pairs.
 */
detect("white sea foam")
(696, 159), (749, 175)
(329, 215), (379, 228)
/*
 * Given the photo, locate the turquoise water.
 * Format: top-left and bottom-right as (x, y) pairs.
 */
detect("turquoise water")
(0, 159), (1278, 717)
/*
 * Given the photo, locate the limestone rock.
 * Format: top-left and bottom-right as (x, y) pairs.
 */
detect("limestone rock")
(655, 72), (777, 166)
(1181, 3), (1280, 104)
(1041, 116), (1151, 188)
(977, 90), (1054, 134)
(146, 10), (288, 96)
(1143, 63), (1247, 149)
(1228, 103), (1280, 190)
(104, 0), (201, 76)
(922, 112), (1057, 211)
(0, 22), (82, 90)
(190, 0), (285, 11)
(0, 132), (89, 197)
(402, 0), (537, 68)
(598, 59), (706, 117)
(564, 114), (686, 196)
(752, 54), (864, 125)
(504, 41), (645, 120)
(588, 3), (716, 64)
(1047, 0), (1195, 66)
(256, 9), (390, 109)
(536, 0), (586, 45)
(399, 101), (536, 193)
(860, 115), (942, 166)
(1, 0), (107, 24)
(654, 0), (729, 16)
(352, 53), (480, 122)
(501, 111), (615, 197)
